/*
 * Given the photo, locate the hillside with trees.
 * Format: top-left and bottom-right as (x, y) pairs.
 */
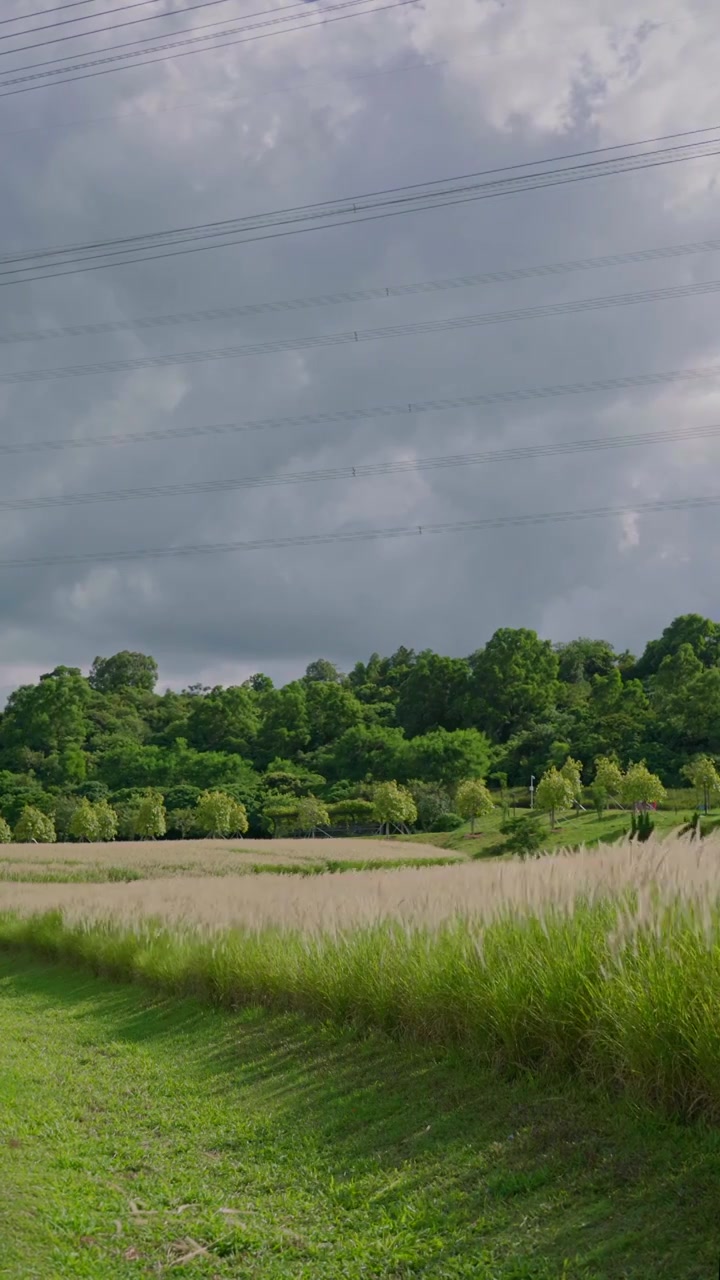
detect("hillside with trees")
(1, 612), (718, 839)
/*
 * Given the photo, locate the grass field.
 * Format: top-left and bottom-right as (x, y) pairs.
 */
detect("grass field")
(3, 953), (720, 1279)
(4, 832), (720, 1275)
(0, 836), (453, 884)
(0, 834), (711, 929)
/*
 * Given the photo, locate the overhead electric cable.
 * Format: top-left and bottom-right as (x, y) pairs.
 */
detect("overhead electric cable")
(2, 360), (719, 456)
(0, 0), (209, 45)
(3, 231), (720, 347)
(0, 0), (416, 95)
(0, 495), (716, 570)
(0, 0), (145, 27)
(0, 0), (348, 63)
(0, 421), (717, 513)
(4, 276), (720, 385)
(1, 137), (720, 287)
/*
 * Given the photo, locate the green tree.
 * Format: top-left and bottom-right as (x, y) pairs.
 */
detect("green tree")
(407, 781), (454, 831)
(681, 756), (720, 813)
(296, 795), (330, 835)
(304, 681), (363, 750)
(303, 658), (342, 683)
(407, 728), (491, 789)
(89, 651), (158, 693)
(134, 792), (166, 840)
(372, 781), (417, 834)
(621, 762), (666, 810)
(14, 806), (56, 843)
(319, 724), (408, 783)
(535, 766), (575, 829)
(593, 755), (624, 800)
(0, 666), (90, 783)
(255, 683), (310, 764)
(327, 798), (375, 827)
(559, 755), (583, 802)
(69, 798), (100, 842)
(634, 614), (720, 679)
(262, 796), (299, 837)
(590, 783), (608, 820)
(164, 784), (202, 812)
(168, 807), (197, 838)
(555, 637), (618, 684)
(395, 651), (471, 736)
(195, 790), (248, 838)
(185, 685), (259, 756)
(456, 778), (494, 833)
(0, 816), (10, 843)
(95, 799), (119, 842)
(469, 628), (559, 742)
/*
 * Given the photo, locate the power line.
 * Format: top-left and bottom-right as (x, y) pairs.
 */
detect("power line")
(0, 494), (716, 569)
(3, 231), (720, 348)
(2, 359), (719, 457)
(5, 275), (720, 386)
(2, 137), (720, 287)
(0, 0), (323, 63)
(0, 0), (144, 27)
(0, 421), (717, 514)
(0, 0), (186, 44)
(6, 132), (720, 266)
(0, 0), (415, 95)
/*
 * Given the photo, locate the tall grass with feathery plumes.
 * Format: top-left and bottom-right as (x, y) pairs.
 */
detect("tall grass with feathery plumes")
(3, 834), (720, 1121)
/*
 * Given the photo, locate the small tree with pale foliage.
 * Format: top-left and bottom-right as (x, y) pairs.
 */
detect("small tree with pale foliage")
(560, 756), (583, 804)
(621, 762), (666, 811)
(195, 790), (248, 838)
(134, 792), (166, 840)
(14, 806), (56, 844)
(0, 816), (11, 843)
(69, 798), (100, 842)
(95, 799), (119, 842)
(296, 795), (330, 836)
(593, 756), (624, 804)
(372, 781), (417, 835)
(682, 756), (720, 814)
(455, 779), (494, 833)
(535, 766), (575, 830)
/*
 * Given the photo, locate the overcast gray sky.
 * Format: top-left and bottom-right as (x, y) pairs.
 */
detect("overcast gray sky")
(1, 0), (720, 700)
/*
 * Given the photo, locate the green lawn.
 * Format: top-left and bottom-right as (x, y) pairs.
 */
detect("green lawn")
(2, 955), (720, 1278)
(402, 804), (706, 859)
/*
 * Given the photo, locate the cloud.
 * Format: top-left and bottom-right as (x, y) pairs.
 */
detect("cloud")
(2, 0), (720, 702)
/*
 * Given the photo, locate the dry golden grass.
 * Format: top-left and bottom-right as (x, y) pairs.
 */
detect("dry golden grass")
(0, 833), (713, 932)
(0, 835), (448, 879)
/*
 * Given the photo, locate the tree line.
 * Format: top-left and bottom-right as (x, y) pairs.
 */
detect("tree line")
(0, 612), (719, 840)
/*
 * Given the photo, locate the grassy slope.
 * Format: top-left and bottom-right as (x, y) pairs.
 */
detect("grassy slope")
(403, 805), (703, 858)
(2, 956), (720, 1279)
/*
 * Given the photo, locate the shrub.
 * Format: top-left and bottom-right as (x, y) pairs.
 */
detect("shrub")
(499, 814), (544, 857)
(429, 812), (464, 832)
(0, 816), (10, 843)
(630, 810), (655, 843)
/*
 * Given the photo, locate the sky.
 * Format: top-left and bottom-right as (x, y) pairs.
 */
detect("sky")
(2, 0), (720, 700)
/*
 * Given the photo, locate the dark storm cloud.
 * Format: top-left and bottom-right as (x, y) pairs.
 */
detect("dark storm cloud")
(2, 0), (720, 698)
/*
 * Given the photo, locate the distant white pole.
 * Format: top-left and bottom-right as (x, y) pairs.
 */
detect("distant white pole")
(530, 775), (535, 810)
